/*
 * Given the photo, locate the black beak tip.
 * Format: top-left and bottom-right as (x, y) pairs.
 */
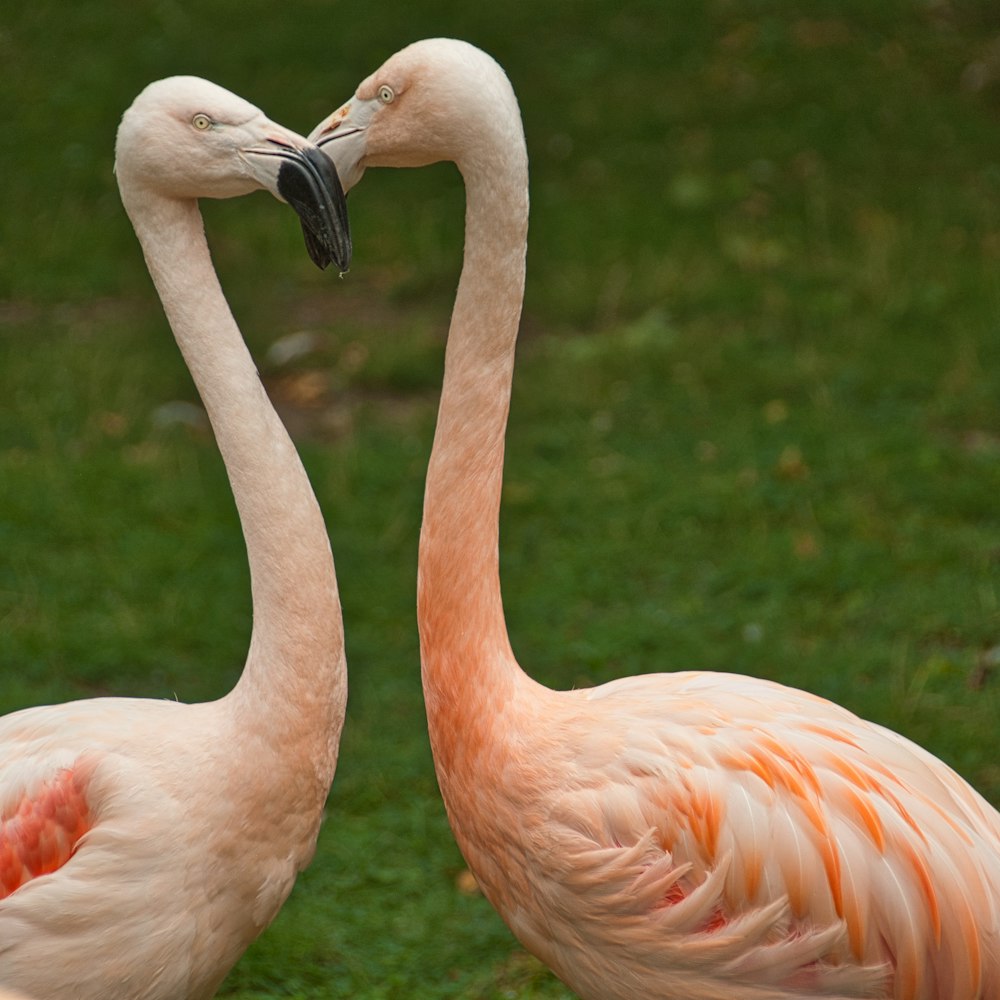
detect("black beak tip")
(277, 151), (353, 273)
(300, 219), (352, 272)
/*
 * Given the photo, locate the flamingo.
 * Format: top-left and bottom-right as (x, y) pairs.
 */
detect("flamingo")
(312, 38), (1000, 999)
(0, 77), (350, 999)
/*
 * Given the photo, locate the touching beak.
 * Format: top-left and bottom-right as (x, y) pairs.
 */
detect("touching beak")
(244, 132), (352, 272)
(308, 97), (379, 194)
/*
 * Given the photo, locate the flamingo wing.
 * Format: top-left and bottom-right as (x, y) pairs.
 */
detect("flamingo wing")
(0, 762), (93, 898)
(0, 699), (208, 998)
(512, 671), (1000, 998)
(0, 696), (199, 905)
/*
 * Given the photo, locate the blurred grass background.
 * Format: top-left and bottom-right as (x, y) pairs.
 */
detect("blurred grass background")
(3, 1), (1000, 996)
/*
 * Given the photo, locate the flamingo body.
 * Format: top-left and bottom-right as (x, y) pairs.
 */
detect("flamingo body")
(461, 669), (1000, 999)
(313, 38), (1000, 999)
(0, 78), (350, 999)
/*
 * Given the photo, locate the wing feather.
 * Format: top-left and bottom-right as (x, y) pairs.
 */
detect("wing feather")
(506, 671), (1000, 998)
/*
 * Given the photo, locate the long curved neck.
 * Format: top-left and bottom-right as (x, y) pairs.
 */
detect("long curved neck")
(417, 129), (532, 765)
(122, 191), (345, 766)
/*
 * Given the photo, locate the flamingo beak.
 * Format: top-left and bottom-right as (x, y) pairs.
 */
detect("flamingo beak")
(309, 98), (376, 194)
(244, 134), (353, 272)
(275, 145), (352, 272)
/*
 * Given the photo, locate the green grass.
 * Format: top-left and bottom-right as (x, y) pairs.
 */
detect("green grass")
(3, 1), (1000, 996)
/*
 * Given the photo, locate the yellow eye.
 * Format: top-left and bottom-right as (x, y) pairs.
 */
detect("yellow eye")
(377, 85), (395, 104)
(192, 113), (213, 131)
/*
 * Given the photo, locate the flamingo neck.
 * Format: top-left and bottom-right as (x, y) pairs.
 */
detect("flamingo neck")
(417, 134), (531, 762)
(122, 192), (345, 769)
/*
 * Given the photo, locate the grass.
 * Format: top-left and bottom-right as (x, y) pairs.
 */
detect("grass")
(3, 1), (1000, 996)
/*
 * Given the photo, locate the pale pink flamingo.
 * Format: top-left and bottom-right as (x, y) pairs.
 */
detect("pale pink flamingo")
(0, 77), (350, 998)
(312, 39), (1000, 999)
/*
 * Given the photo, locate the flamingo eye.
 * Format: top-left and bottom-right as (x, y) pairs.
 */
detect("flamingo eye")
(377, 85), (395, 105)
(192, 113), (213, 131)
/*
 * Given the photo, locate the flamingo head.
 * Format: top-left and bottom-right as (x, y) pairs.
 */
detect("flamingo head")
(115, 76), (351, 271)
(309, 38), (525, 192)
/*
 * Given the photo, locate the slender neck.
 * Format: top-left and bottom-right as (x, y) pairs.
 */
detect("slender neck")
(416, 135), (531, 754)
(122, 190), (345, 761)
